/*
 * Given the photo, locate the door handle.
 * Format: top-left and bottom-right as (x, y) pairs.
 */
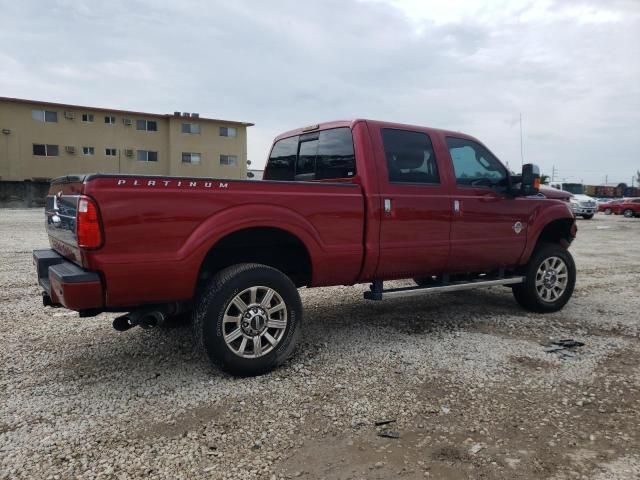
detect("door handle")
(384, 198), (392, 213)
(453, 200), (461, 213)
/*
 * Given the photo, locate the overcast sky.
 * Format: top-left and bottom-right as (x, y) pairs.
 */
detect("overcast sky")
(1, 0), (638, 184)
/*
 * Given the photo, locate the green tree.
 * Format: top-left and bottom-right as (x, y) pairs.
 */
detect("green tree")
(540, 174), (550, 185)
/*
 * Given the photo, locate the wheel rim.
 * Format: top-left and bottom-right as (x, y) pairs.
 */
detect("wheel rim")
(223, 286), (288, 359)
(624, 210), (633, 217)
(535, 256), (569, 303)
(605, 209), (611, 215)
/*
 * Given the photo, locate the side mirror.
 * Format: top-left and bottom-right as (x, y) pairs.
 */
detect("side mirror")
(521, 163), (540, 196)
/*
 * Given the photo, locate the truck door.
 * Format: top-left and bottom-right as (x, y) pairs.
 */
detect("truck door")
(373, 128), (452, 279)
(445, 136), (529, 272)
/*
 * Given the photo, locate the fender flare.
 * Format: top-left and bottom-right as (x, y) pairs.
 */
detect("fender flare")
(521, 203), (575, 263)
(178, 204), (325, 287)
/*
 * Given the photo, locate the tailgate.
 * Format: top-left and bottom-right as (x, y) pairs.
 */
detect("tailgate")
(45, 175), (87, 265)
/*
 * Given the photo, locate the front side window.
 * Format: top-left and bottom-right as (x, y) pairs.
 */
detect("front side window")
(381, 129), (439, 184)
(136, 119), (158, 131)
(182, 152), (201, 164)
(33, 144), (58, 156)
(137, 150), (158, 162)
(220, 126), (237, 137)
(220, 154), (237, 166)
(446, 137), (507, 188)
(181, 123), (201, 134)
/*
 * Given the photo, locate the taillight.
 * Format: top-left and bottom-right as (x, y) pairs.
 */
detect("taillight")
(77, 196), (103, 249)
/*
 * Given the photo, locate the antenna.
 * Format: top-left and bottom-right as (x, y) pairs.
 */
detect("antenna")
(519, 113), (524, 167)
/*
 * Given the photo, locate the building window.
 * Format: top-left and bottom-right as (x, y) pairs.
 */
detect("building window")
(32, 110), (58, 122)
(182, 152), (201, 164)
(33, 144), (59, 156)
(220, 126), (237, 137)
(181, 123), (201, 134)
(105, 115), (116, 124)
(82, 146), (95, 156)
(105, 148), (117, 156)
(136, 119), (158, 131)
(137, 150), (158, 162)
(220, 154), (237, 166)
(82, 113), (94, 122)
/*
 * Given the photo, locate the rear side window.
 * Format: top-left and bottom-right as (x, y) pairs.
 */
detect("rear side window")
(265, 127), (356, 181)
(381, 129), (439, 184)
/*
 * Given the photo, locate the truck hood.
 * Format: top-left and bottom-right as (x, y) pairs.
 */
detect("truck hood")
(570, 194), (596, 202)
(539, 186), (571, 201)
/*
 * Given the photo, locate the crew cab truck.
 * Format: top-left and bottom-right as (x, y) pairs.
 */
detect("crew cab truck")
(34, 119), (577, 376)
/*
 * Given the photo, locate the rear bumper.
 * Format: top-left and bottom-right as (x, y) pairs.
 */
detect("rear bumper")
(33, 249), (104, 311)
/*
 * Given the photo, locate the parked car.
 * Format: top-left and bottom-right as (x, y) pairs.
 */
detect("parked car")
(33, 119), (577, 376)
(618, 198), (640, 218)
(598, 198), (623, 215)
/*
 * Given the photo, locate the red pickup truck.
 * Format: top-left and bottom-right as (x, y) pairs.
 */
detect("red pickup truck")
(34, 119), (577, 376)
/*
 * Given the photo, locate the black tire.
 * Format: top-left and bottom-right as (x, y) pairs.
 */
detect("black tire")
(623, 209), (635, 218)
(193, 263), (302, 376)
(604, 208), (612, 215)
(582, 214), (594, 219)
(512, 243), (576, 313)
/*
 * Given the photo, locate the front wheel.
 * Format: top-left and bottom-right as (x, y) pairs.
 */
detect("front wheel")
(604, 208), (612, 215)
(623, 209), (635, 218)
(193, 263), (302, 376)
(512, 243), (576, 313)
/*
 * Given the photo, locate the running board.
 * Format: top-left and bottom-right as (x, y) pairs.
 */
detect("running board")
(363, 276), (525, 301)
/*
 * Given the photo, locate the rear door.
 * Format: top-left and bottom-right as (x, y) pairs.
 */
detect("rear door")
(445, 136), (529, 272)
(373, 127), (451, 279)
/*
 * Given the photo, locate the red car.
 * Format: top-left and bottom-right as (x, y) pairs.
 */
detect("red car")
(618, 198), (640, 217)
(599, 199), (623, 215)
(33, 119), (577, 375)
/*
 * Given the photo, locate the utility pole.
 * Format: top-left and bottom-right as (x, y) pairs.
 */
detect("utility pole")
(551, 165), (557, 182)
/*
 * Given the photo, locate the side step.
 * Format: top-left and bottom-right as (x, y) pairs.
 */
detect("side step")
(363, 276), (525, 301)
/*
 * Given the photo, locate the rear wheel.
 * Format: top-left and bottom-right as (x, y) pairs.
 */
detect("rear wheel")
(193, 263), (302, 376)
(512, 243), (576, 313)
(623, 209), (635, 218)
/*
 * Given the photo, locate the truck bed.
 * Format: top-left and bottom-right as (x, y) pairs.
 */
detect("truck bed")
(46, 174), (366, 307)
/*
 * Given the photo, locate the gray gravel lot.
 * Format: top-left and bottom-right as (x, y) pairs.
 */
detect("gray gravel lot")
(1, 209), (639, 480)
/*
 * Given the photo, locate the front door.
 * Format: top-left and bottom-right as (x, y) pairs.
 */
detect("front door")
(374, 128), (452, 279)
(445, 136), (529, 273)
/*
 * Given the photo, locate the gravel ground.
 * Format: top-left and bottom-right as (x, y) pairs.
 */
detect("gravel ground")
(1, 209), (639, 480)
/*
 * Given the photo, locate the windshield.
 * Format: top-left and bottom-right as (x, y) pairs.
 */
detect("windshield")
(562, 183), (585, 195)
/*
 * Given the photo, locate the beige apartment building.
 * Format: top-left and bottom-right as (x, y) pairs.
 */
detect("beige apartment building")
(0, 96), (253, 182)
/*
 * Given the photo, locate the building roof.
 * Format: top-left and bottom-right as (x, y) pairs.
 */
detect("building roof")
(0, 96), (254, 127)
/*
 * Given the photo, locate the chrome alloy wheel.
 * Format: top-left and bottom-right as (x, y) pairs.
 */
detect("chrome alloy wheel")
(223, 286), (287, 358)
(535, 256), (569, 303)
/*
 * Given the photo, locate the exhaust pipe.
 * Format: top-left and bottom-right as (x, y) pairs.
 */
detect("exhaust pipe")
(112, 308), (172, 331)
